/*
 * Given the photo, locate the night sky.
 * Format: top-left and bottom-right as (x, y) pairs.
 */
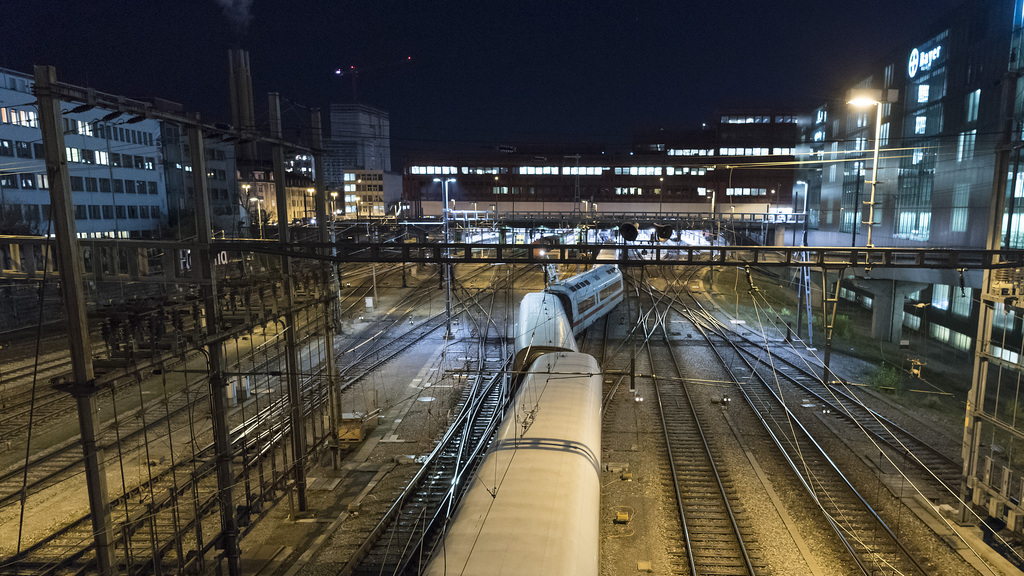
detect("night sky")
(2, 0), (966, 159)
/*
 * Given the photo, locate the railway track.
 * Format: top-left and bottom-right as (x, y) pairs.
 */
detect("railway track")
(0, 261), (387, 435)
(340, 352), (511, 576)
(0, 262), (521, 575)
(633, 280), (763, 575)
(630, 267), (939, 575)
(657, 265), (963, 507)
(337, 266), (529, 575)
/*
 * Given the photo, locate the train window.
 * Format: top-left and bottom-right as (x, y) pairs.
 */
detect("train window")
(578, 295), (596, 314)
(600, 285), (618, 302)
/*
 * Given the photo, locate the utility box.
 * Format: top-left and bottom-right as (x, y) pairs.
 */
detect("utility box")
(338, 412), (379, 446)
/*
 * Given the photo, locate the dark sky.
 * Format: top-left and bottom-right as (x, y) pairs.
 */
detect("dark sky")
(1, 0), (965, 158)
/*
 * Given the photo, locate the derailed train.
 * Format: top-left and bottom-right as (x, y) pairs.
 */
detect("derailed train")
(424, 263), (624, 576)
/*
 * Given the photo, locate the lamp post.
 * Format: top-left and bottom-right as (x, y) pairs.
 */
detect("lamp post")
(329, 191), (339, 256)
(434, 177), (456, 338)
(249, 196), (263, 239)
(848, 88), (898, 247)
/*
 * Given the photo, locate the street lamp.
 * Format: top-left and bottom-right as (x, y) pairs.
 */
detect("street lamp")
(249, 196), (264, 239)
(328, 190), (343, 323)
(848, 88), (898, 247)
(433, 178), (456, 338)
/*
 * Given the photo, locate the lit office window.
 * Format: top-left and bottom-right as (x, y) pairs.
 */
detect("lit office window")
(931, 284), (950, 310)
(918, 84), (930, 103)
(956, 130), (976, 162)
(951, 287), (972, 317)
(994, 302), (1016, 329)
(929, 324), (950, 343)
(951, 331), (971, 351)
(991, 345), (1020, 364)
(903, 313), (921, 330)
(915, 116), (927, 134)
(966, 89), (981, 123)
(951, 182), (969, 232)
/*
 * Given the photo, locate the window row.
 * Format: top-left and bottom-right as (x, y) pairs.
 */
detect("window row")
(719, 147), (796, 156)
(720, 115), (798, 124)
(0, 173), (48, 189)
(63, 118), (95, 137)
(352, 172), (383, 180)
(668, 149), (714, 156)
(725, 187), (770, 196)
(69, 176), (159, 195)
(0, 139), (44, 158)
(417, 164), (721, 178)
(65, 147), (157, 170)
(88, 122), (154, 146)
(929, 324), (972, 352)
(73, 204), (162, 220)
(7, 203), (162, 222)
(410, 166), (458, 175)
(180, 144), (227, 160)
(0, 107), (38, 128)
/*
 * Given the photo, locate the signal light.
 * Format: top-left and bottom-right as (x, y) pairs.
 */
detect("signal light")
(618, 223), (638, 242)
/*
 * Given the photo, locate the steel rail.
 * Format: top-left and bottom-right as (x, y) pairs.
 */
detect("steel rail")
(658, 266), (963, 501)
(634, 275), (757, 576)
(338, 357), (511, 576)
(671, 280), (932, 576)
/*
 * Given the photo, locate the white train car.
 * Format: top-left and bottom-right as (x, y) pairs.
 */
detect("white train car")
(426, 263), (621, 575)
(513, 291), (577, 374)
(545, 265), (623, 336)
(423, 352), (602, 576)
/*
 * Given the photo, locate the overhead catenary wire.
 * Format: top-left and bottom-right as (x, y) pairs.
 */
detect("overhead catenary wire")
(730, 266), (1017, 572)
(14, 205), (53, 557)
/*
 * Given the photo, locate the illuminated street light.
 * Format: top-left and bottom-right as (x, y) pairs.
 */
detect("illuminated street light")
(433, 177), (456, 338)
(848, 88), (898, 247)
(249, 196), (263, 239)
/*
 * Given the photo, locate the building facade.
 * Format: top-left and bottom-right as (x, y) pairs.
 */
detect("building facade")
(323, 103), (401, 217)
(342, 170), (402, 218)
(800, 2), (1018, 347)
(403, 112), (801, 219)
(0, 67), (167, 238)
(803, 0), (1024, 536)
(161, 123), (240, 237)
(324, 103), (390, 193)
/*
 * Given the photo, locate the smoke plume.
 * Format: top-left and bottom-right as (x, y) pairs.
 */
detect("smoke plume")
(216, 0), (254, 34)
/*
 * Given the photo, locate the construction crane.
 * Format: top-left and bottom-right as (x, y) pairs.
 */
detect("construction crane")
(334, 56), (412, 103)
